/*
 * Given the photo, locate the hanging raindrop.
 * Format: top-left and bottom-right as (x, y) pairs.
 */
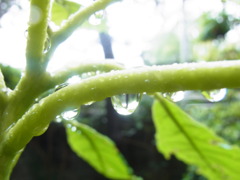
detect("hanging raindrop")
(162, 91), (184, 102)
(24, 29), (28, 38)
(111, 94), (141, 115)
(88, 10), (105, 25)
(202, 88), (227, 102)
(61, 108), (79, 121)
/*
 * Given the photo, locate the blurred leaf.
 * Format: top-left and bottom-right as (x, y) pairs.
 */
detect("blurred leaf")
(0, 64), (21, 89)
(66, 122), (134, 180)
(198, 12), (231, 41)
(152, 94), (240, 180)
(51, 0), (81, 26)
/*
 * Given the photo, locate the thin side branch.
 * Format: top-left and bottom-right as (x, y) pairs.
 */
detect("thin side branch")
(51, 60), (124, 85)
(52, 0), (118, 46)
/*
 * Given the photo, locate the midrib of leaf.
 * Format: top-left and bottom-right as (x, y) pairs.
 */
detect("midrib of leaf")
(154, 93), (216, 173)
(77, 124), (107, 175)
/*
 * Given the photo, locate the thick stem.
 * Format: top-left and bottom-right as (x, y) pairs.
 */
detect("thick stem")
(4, 60), (240, 153)
(0, 73), (51, 136)
(26, 0), (51, 74)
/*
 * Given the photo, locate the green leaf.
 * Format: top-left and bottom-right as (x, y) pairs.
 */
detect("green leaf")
(66, 122), (133, 180)
(51, 0), (81, 26)
(152, 94), (240, 180)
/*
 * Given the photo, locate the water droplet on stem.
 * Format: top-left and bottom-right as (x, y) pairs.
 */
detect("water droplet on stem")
(111, 94), (141, 115)
(43, 36), (51, 53)
(88, 10), (105, 25)
(202, 88), (227, 102)
(61, 109), (79, 120)
(163, 91), (184, 102)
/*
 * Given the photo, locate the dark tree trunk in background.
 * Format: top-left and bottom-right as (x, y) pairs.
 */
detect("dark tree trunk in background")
(99, 32), (121, 141)
(99, 32), (114, 59)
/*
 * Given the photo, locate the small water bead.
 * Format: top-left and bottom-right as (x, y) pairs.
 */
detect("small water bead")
(43, 36), (51, 53)
(24, 29), (28, 38)
(1, 87), (12, 95)
(202, 88), (227, 102)
(54, 76), (81, 92)
(54, 115), (62, 123)
(55, 83), (68, 91)
(35, 88), (55, 103)
(71, 126), (77, 132)
(162, 91), (184, 102)
(88, 10), (105, 26)
(111, 94), (141, 115)
(81, 71), (96, 79)
(61, 109), (79, 120)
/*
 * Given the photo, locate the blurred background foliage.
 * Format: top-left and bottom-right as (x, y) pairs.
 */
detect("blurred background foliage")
(0, 0), (239, 179)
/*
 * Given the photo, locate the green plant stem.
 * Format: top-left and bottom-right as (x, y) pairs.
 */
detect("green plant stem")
(0, 69), (8, 115)
(0, 148), (23, 180)
(1, 60), (240, 179)
(51, 60), (124, 85)
(43, 0), (119, 69)
(3, 60), (240, 152)
(0, 73), (51, 136)
(52, 0), (118, 46)
(26, 0), (51, 74)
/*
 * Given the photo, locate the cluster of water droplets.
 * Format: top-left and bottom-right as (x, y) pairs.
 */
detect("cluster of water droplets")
(54, 72), (101, 123)
(160, 88), (227, 103)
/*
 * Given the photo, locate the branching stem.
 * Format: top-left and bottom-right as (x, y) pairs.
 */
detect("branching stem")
(4, 60), (240, 153)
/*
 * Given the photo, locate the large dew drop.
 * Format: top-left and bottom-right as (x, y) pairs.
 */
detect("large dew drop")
(111, 94), (141, 115)
(61, 109), (79, 121)
(202, 88), (227, 102)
